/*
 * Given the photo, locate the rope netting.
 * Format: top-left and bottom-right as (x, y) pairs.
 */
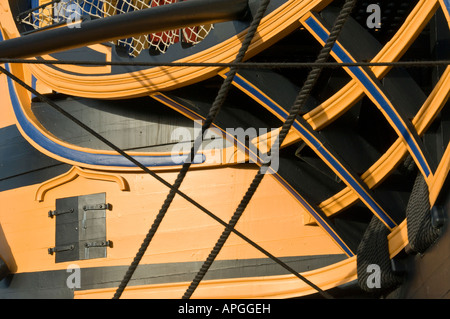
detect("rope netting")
(18, 0), (213, 57)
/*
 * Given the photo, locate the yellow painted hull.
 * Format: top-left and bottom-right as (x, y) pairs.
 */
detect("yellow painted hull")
(1, 0), (449, 299)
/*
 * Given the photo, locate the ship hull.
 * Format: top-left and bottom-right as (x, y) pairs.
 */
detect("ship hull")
(1, 0), (449, 299)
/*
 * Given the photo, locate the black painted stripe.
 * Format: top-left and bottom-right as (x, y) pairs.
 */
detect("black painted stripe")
(0, 124), (71, 192)
(0, 254), (346, 298)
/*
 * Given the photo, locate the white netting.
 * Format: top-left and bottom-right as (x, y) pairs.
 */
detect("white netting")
(18, 0), (213, 57)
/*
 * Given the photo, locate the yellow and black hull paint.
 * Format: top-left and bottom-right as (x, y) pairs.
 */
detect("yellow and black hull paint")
(1, 0), (450, 299)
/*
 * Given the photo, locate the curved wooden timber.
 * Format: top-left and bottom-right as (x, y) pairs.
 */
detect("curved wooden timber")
(0, 0), (449, 299)
(0, 0), (333, 98)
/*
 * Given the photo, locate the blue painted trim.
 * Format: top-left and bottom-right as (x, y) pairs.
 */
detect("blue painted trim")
(153, 93), (355, 256)
(274, 174), (355, 257)
(1, 32), (204, 168)
(304, 16), (431, 178)
(152, 93), (263, 165)
(31, 75), (37, 99)
(444, 0), (450, 15)
(232, 74), (397, 229)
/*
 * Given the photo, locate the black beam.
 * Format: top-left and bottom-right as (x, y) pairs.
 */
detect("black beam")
(0, 0), (249, 59)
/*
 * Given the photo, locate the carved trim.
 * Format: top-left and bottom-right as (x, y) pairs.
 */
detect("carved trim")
(35, 166), (129, 202)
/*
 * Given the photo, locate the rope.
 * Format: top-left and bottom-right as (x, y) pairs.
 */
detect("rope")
(356, 215), (403, 296)
(0, 63), (335, 299)
(111, 0), (272, 299)
(357, 171), (439, 296)
(406, 173), (440, 254)
(1, 58), (449, 69)
(1, 0), (354, 297)
(4, 0), (444, 300)
(182, 0), (358, 300)
(15, 0), (62, 20)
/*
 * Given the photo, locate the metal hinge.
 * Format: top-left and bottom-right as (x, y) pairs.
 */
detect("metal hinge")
(83, 203), (112, 211)
(48, 208), (74, 218)
(48, 244), (75, 255)
(84, 240), (113, 248)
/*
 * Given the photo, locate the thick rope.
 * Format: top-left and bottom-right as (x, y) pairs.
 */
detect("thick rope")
(182, 0), (358, 300)
(0, 61), (338, 299)
(6, 0), (444, 300)
(406, 173), (440, 254)
(356, 170), (439, 296)
(357, 215), (403, 296)
(0, 17), (347, 299)
(112, 0), (271, 299)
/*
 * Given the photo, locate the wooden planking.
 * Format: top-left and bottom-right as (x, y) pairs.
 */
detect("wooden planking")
(31, 95), (196, 152)
(0, 164), (344, 275)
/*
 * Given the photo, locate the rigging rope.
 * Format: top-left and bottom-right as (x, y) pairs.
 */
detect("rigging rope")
(2, 0), (444, 300)
(111, 0), (272, 299)
(2, 0), (357, 300)
(0, 58), (448, 69)
(0, 60), (332, 301)
(0, 0), (350, 298)
(182, 0), (357, 300)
